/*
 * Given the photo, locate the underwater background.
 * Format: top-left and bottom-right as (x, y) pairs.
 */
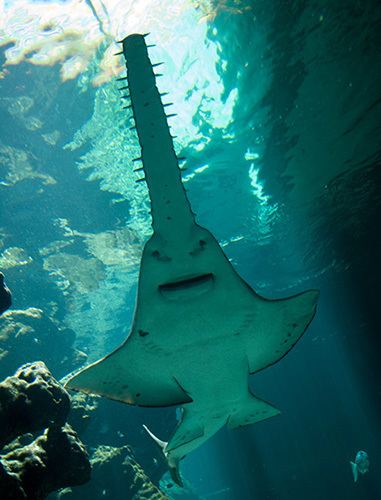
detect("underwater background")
(0, 0), (380, 499)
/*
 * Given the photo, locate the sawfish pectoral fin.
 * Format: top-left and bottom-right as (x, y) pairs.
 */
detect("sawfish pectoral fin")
(65, 342), (192, 407)
(227, 394), (280, 429)
(247, 288), (319, 372)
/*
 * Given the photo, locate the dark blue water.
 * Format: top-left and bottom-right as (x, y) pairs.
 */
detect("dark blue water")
(1, 1), (380, 499)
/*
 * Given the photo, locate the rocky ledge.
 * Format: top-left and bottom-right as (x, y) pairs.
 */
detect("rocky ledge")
(0, 361), (91, 499)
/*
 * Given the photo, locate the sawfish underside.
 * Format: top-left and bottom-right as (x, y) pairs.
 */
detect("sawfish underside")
(66, 34), (319, 484)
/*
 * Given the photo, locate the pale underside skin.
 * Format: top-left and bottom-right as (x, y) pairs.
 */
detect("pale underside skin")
(66, 34), (319, 484)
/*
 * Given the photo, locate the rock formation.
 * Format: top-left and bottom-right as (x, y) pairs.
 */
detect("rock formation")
(0, 362), (91, 499)
(55, 444), (168, 500)
(0, 424), (90, 500)
(0, 362), (70, 448)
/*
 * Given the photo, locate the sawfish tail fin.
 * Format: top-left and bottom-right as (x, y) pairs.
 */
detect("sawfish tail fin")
(142, 425), (183, 487)
(227, 393), (280, 429)
(350, 461), (358, 482)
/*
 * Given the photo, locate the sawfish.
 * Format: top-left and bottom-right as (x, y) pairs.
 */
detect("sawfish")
(66, 33), (319, 484)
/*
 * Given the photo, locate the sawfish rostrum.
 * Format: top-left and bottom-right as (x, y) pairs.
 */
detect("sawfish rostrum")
(66, 34), (319, 483)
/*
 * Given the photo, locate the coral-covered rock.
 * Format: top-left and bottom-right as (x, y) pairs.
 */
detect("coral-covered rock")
(123, 458), (168, 500)
(0, 362), (91, 499)
(55, 445), (168, 500)
(67, 392), (98, 436)
(0, 424), (91, 500)
(0, 362), (70, 448)
(0, 271), (11, 315)
(0, 459), (23, 499)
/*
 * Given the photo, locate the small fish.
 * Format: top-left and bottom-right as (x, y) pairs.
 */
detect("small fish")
(350, 450), (369, 482)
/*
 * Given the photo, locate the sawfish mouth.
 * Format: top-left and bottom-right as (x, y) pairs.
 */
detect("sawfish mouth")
(159, 273), (214, 300)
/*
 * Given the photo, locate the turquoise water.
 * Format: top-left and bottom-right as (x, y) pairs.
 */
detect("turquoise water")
(0, 1), (380, 499)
